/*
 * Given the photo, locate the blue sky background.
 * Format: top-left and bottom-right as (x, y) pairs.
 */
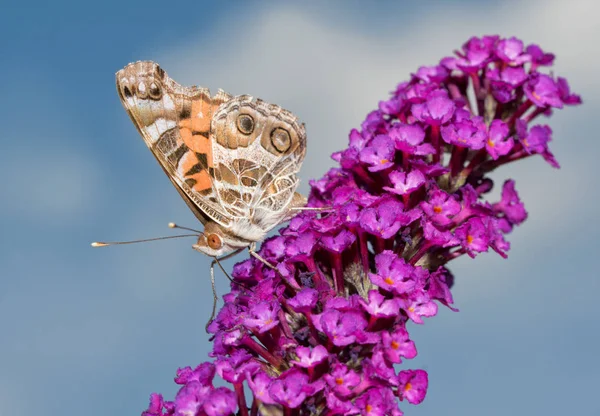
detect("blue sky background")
(1, 0), (598, 415)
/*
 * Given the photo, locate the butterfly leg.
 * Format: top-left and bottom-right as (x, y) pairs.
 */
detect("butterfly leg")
(248, 242), (276, 269)
(286, 192), (333, 212)
(206, 249), (244, 332)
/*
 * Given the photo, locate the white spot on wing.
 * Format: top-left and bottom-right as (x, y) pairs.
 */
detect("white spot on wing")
(147, 118), (176, 142)
(162, 94), (175, 111)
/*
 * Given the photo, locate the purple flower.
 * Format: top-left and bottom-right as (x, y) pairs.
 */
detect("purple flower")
(383, 169), (426, 195)
(381, 326), (417, 363)
(260, 236), (286, 263)
(172, 382), (209, 416)
(293, 345), (329, 368)
(361, 110), (386, 136)
(398, 288), (438, 324)
(355, 387), (401, 416)
(414, 65), (449, 83)
(517, 120), (553, 155)
(141, 394), (165, 416)
(359, 134), (395, 172)
(325, 389), (358, 415)
(455, 217), (490, 258)
(359, 290), (401, 318)
(313, 308), (367, 346)
(243, 300), (280, 333)
(527, 44), (555, 67)
(379, 96), (405, 115)
(487, 66), (528, 103)
(524, 73), (563, 108)
(428, 267), (456, 309)
(215, 350), (258, 384)
(495, 36), (530, 64)
(269, 368), (309, 408)
(486, 120), (513, 159)
(493, 180), (528, 226)
(441, 108), (486, 149)
(321, 229), (356, 253)
(397, 369), (428, 404)
(285, 231), (318, 260)
(360, 198), (416, 239)
(366, 349), (400, 386)
(453, 35), (497, 71)
(140, 36), (580, 416)
(422, 219), (460, 247)
(324, 362), (361, 397)
(556, 77), (582, 105)
(287, 287), (318, 313)
(390, 124), (435, 155)
(421, 189), (461, 226)
(370, 250), (418, 295)
(247, 371), (276, 405)
(203, 387), (237, 416)
(412, 90), (455, 125)
(174, 362), (215, 385)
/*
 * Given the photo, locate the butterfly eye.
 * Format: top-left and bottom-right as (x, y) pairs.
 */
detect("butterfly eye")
(207, 233), (223, 250)
(236, 114), (255, 135)
(148, 82), (162, 100)
(136, 81), (148, 99)
(270, 128), (291, 153)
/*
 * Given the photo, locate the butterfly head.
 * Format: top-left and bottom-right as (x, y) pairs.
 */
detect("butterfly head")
(193, 221), (248, 257)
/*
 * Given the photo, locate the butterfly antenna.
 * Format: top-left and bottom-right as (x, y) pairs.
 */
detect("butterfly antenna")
(91, 234), (199, 247)
(168, 222), (203, 234)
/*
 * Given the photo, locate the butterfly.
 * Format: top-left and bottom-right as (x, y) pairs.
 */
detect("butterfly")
(114, 61), (307, 257)
(97, 61), (309, 322)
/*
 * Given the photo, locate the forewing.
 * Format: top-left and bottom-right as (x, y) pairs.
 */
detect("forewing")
(116, 61), (232, 227)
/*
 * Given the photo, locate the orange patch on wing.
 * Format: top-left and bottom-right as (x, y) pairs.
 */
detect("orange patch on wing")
(180, 126), (212, 155)
(190, 170), (212, 192)
(178, 98), (219, 166)
(179, 115), (211, 134)
(178, 98), (217, 134)
(179, 152), (212, 192)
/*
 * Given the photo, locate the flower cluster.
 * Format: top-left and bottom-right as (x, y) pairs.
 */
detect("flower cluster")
(142, 36), (580, 415)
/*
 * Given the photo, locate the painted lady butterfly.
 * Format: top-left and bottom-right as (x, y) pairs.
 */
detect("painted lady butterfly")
(114, 61), (307, 258)
(95, 61), (308, 323)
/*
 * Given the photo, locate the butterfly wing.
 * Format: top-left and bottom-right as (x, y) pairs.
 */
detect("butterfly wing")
(210, 96), (307, 233)
(116, 61), (233, 227)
